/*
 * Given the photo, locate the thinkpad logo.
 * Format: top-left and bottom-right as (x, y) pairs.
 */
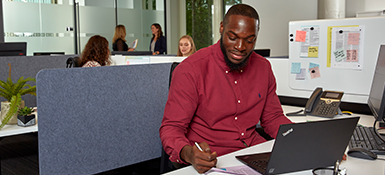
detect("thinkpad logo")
(282, 128), (293, 137)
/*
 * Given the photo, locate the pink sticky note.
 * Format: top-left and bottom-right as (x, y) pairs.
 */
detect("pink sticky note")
(295, 30), (307, 42)
(126, 61), (130, 65)
(346, 50), (358, 62)
(309, 67), (321, 79)
(348, 33), (360, 45)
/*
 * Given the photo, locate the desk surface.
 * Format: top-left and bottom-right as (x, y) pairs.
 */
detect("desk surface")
(163, 105), (385, 175)
(0, 112), (38, 137)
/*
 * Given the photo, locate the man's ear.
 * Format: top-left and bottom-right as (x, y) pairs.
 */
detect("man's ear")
(220, 21), (224, 34)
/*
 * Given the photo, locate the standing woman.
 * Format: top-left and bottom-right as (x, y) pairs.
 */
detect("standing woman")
(112, 25), (134, 51)
(112, 25), (128, 51)
(177, 35), (196, 57)
(79, 35), (112, 67)
(150, 23), (166, 55)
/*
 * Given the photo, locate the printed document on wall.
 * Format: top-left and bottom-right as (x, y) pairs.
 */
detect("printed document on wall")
(330, 26), (365, 70)
(299, 26), (320, 58)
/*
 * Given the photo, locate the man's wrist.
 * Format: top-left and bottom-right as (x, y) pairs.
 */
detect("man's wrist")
(180, 144), (193, 164)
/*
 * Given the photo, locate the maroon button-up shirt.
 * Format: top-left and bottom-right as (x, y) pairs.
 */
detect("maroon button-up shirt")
(159, 41), (292, 163)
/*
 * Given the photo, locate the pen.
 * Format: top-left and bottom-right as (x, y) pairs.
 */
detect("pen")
(194, 142), (203, 152)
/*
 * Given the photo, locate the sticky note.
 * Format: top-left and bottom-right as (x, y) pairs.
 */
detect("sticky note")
(308, 46), (318, 57)
(333, 48), (346, 62)
(348, 33), (360, 45)
(295, 30), (306, 42)
(346, 50), (358, 62)
(296, 68), (306, 80)
(309, 62), (319, 69)
(291, 62), (301, 74)
(309, 67), (321, 79)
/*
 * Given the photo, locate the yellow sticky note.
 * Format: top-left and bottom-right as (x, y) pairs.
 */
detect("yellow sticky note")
(308, 46), (318, 57)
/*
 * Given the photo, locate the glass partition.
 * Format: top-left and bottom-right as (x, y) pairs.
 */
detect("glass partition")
(3, 1), (74, 55)
(2, 0), (165, 55)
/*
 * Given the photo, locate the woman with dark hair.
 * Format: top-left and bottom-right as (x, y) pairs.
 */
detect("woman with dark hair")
(79, 35), (112, 67)
(150, 23), (166, 55)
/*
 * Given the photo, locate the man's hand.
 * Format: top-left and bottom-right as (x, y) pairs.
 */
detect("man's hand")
(181, 142), (217, 173)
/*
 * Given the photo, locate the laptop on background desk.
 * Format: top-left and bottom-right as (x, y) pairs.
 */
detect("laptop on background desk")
(236, 117), (359, 175)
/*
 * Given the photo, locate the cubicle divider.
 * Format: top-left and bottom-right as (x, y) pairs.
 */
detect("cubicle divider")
(0, 55), (76, 108)
(36, 63), (171, 175)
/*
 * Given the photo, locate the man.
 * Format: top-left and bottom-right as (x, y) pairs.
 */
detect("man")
(159, 4), (292, 173)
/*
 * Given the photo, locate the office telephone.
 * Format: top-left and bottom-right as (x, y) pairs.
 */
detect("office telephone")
(304, 87), (344, 118)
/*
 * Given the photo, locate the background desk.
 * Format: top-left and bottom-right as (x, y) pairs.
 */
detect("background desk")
(163, 105), (385, 175)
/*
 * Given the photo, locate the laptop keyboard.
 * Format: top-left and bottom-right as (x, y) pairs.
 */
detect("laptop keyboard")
(249, 160), (268, 171)
(349, 126), (385, 154)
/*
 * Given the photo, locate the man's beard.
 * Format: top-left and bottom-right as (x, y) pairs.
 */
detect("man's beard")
(220, 38), (251, 72)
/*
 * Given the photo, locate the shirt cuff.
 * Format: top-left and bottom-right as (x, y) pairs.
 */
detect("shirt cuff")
(170, 142), (190, 165)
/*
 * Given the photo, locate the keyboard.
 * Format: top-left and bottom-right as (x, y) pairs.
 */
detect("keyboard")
(349, 126), (385, 154)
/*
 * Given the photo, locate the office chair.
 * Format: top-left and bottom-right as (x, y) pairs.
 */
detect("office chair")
(66, 57), (80, 68)
(160, 62), (180, 174)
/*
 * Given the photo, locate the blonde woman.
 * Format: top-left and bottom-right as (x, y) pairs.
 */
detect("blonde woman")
(177, 35), (196, 57)
(112, 25), (134, 51)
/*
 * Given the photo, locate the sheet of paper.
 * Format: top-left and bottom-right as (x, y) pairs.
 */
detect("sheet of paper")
(347, 33), (360, 45)
(309, 67), (321, 79)
(308, 46), (318, 57)
(203, 165), (261, 175)
(309, 62), (319, 69)
(346, 49), (358, 62)
(330, 26), (364, 69)
(295, 30), (306, 42)
(333, 47), (346, 62)
(291, 62), (301, 74)
(299, 26), (320, 58)
(125, 56), (150, 65)
(296, 68), (306, 80)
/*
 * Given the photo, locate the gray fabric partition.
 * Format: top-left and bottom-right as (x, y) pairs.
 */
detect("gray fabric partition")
(37, 63), (171, 175)
(0, 55), (76, 108)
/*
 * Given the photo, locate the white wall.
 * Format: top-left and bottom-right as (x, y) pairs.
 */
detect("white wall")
(243, 0), (318, 57)
(346, 0), (385, 17)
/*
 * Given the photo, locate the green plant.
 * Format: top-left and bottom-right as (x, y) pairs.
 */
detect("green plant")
(0, 64), (36, 130)
(18, 106), (34, 116)
(0, 94), (21, 130)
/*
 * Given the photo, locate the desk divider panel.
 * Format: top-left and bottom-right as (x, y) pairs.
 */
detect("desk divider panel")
(37, 63), (171, 175)
(0, 55), (76, 108)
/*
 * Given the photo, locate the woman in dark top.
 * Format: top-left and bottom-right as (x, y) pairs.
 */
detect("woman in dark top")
(112, 25), (134, 51)
(149, 23), (166, 55)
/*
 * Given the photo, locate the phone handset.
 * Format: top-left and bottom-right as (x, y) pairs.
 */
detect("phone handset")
(304, 87), (323, 114)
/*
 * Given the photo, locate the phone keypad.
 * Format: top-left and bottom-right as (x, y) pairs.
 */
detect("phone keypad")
(315, 101), (338, 117)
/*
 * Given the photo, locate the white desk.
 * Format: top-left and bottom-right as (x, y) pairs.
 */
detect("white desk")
(0, 112), (38, 138)
(163, 105), (385, 175)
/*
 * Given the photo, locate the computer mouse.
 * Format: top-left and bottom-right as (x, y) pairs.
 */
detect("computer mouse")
(347, 148), (378, 160)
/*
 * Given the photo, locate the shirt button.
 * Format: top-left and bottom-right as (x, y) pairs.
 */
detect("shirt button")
(235, 81), (237, 84)
(225, 71), (229, 73)
(177, 159), (179, 162)
(238, 100), (241, 104)
(235, 117), (238, 120)
(240, 70), (243, 72)
(241, 133), (244, 136)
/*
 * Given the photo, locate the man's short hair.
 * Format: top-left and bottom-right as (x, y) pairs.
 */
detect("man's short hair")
(223, 4), (259, 27)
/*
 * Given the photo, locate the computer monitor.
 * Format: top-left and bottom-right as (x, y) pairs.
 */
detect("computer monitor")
(368, 45), (385, 121)
(254, 49), (270, 57)
(111, 51), (152, 56)
(34, 52), (65, 56)
(0, 42), (27, 56)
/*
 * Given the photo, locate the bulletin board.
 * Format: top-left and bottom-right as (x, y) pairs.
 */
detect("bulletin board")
(288, 16), (385, 96)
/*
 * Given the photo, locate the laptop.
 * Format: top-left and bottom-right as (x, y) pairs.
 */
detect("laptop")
(236, 117), (359, 175)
